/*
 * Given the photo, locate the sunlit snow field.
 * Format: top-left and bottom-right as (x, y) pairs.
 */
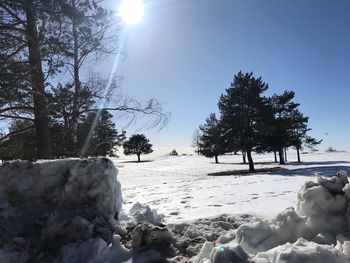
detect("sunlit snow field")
(113, 152), (350, 223)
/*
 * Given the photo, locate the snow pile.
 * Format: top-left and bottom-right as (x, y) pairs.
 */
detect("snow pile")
(255, 238), (349, 263)
(195, 170), (350, 262)
(0, 158), (122, 262)
(0, 158), (122, 225)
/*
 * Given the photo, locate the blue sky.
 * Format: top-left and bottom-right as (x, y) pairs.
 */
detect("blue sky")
(99, 0), (350, 154)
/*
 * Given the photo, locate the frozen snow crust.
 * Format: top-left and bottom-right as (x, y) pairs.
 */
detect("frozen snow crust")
(1, 158), (350, 262)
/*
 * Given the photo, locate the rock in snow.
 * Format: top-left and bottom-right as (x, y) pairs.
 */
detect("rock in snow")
(1, 158), (350, 263)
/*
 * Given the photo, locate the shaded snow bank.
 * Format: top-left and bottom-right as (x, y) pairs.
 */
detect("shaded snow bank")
(0, 158), (122, 262)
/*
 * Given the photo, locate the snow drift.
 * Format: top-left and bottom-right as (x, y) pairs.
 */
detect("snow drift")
(0, 158), (122, 262)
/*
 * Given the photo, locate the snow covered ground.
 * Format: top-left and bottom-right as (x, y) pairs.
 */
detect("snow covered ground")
(114, 151), (350, 223)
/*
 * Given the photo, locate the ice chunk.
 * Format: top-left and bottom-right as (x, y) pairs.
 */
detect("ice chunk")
(129, 202), (164, 225)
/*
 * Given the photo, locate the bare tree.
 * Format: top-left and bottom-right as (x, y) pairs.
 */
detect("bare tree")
(191, 128), (202, 155)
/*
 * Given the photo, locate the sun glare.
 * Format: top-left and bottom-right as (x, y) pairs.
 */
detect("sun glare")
(119, 0), (144, 25)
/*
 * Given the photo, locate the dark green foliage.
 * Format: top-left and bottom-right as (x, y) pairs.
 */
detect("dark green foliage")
(123, 134), (153, 162)
(218, 71), (269, 171)
(83, 110), (126, 157)
(49, 110), (125, 158)
(199, 113), (225, 163)
(197, 71), (321, 167)
(263, 92), (320, 163)
(0, 120), (36, 161)
(0, 1), (167, 160)
(263, 91), (300, 164)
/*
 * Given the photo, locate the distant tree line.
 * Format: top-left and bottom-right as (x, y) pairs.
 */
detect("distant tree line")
(196, 71), (321, 171)
(0, 0), (168, 160)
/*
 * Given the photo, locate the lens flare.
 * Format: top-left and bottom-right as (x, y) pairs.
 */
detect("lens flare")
(119, 0), (144, 25)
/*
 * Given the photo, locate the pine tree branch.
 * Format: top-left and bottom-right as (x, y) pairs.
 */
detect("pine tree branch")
(0, 106), (34, 114)
(0, 24), (27, 35)
(5, 43), (28, 59)
(0, 114), (34, 121)
(0, 4), (26, 27)
(0, 125), (35, 142)
(0, 32), (27, 43)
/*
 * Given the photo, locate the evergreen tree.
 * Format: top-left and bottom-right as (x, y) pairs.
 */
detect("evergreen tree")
(0, 120), (36, 161)
(88, 110), (126, 157)
(289, 110), (321, 162)
(0, 0), (66, 159)
(55, 0), (119, 154)
(265, 91), (299, 164)
(199, 113), (225, 163)
(218, 71), (268, 171)
(263, 91), (321, 164)
(123, 134), (153, 162)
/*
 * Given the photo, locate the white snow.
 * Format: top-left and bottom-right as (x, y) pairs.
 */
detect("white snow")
(115, 151), (350, 223)
(254, 238), (349, 263)
(1, 152), (350, 262)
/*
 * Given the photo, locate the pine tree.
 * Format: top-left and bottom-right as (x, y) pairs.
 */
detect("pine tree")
(199, 113), (225, 163)
(0, 0), (66, 159)
(123, 134), (153, 162)
(265, 91), (299, 164)
(89, 110), (126, 157)
(55, 0), (119, 155)
(263, 91), (321, 164)
(0, 120), (37, 160)
(289, 110), (321, 162)
(218, 71), (268, 171)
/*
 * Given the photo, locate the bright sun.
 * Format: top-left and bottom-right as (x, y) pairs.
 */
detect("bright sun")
(119, 0), (144, 25)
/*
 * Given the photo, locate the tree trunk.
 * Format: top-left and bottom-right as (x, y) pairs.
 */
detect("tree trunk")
(297, 147), (301, 163)
(71, 15), (80, 156)
(242, 152), (246, 164)
(137, 154), (140, 162)
(214, 155), (218, 163)
(24, 0), (52, 159)
(279, 148), (285, 164)
(247, 149), (254, 172)
(284, 148), (288, 162)
(273, 151), (277, 163)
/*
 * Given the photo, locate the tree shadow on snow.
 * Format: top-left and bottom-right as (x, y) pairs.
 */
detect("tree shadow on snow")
(118, 160), (154, 164)
(215, 161), (277, 165)
(272, 165), (350, 177)
(287, 160), (350, 166)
